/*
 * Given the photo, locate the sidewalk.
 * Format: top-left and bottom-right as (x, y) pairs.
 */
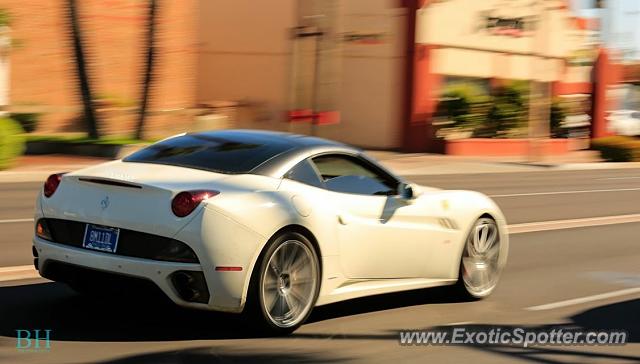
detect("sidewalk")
(0, 155), (110, 183)
(367, 150), (626, 176)
(2, 151), (640, 183)
(371, 149), (640, 175)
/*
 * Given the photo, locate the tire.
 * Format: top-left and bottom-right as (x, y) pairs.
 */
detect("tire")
(246, 231), (321, 335)
(453, 217), (505, 300)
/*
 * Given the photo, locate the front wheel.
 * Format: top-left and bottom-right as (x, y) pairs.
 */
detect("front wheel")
(247, 232), (320, 335)
(454, 217), (505, 300)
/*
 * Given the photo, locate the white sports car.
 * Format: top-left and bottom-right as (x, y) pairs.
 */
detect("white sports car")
(33, 130), (508, 334)
(606, 110), (640, 136)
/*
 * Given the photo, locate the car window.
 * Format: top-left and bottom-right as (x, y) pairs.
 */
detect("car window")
(311, 155), (398, 196)
(123, 131), (294, 174)
(285, 160), (324, 188)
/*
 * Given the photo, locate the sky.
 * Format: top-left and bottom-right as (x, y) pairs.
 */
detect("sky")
(571, 0), (596, 11)
(571, 0), (640, 59)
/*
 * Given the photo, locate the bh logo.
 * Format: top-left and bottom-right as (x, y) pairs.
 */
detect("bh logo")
(16, 329), (51, 352)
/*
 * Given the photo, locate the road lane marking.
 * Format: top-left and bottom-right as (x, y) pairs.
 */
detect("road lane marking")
(598, 176), (640, 180)
(2, 213), (640, 234)
(0, 265), (40, 282)
(0, 218), (33, 224)
(508, 213), (640, 234)
(444, 321), (473, 326)
(490, 187), (640, 198)
(525, 287), (640, 311)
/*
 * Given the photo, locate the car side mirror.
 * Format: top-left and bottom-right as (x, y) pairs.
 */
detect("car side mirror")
(397, 182), (415, 200)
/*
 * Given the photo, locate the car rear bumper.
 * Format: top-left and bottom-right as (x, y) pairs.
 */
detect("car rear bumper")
(34, 237), (214, 311)
(33, 199), (267, 314)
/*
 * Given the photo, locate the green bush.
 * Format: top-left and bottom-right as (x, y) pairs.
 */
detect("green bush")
(476, 83), (527, 138)
(0, 117), (26, 170)
(550, 98), (567, 138)
(436, 83), (491, 130)
(591, 136), (640, 162)
(437, 81), (528, 138)
(0, 9), (11, 27)
(10, 112), (41, 133)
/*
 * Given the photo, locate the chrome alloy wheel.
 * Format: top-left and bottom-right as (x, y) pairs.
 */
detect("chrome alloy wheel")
(461, 218), (501, 297)
(260, 240), (318, 328)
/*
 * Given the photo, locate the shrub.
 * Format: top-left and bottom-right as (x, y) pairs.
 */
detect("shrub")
(477, 83), (527, 138)
(0, 9), (11, 28)
(10, 112), (41, 133)
(438, 81), (529, 138)
(550, 98), (567, 138)
(436, 83), (491, 130)
(591, 136), (640, 162)
(0, 117), (26, 170)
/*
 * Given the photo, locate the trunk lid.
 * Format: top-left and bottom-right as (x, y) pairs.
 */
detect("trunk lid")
(41, 160), (233, 238)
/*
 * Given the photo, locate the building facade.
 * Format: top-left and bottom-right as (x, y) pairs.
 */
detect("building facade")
(3, 0), (197, 135)
(4, 0), (600, 152)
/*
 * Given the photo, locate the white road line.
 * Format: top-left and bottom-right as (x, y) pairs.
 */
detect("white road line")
(525, 287), (640, 311)
(490, 187), (640, 198)
(0, 265), (40, 282)
(444, 321), (473, 326)
(598, 176), (640, 180)
(0, 218), (33, 224)
(508, 213), (640, 234)
(3, 213), (640, 234)
(0, 214), (637, 283)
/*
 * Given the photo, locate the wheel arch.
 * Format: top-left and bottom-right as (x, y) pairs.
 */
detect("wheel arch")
(451, 210), (500, 278)
(241, 224), (323, 311)
(452, 208), (508, 279)
(479, 212), (496, 220)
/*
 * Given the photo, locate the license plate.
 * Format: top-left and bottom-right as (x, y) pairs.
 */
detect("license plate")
(83, 224), (120, 253)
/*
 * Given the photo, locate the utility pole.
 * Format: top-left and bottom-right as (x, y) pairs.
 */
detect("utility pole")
(528, 1), (546, 162)
(291, 24), (324, 136)
(528, 0), (562, 162)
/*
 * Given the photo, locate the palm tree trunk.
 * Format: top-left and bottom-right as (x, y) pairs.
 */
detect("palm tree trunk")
(135, 0), (158, 140)
(66, 0), (99, 139)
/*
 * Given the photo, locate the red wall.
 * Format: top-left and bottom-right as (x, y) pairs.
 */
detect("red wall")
(400, 0), (442, 152)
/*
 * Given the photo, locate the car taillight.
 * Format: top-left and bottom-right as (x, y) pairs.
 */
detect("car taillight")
(43, 173), (67, 198)
(171, 190), (219, 217)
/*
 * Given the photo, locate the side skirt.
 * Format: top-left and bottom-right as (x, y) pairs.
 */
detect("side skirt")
(315, 277), (457, 306)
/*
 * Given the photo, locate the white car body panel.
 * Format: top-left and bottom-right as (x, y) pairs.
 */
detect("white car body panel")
(34, 131), (508, 315)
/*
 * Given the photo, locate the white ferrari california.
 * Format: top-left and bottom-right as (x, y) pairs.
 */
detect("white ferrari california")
(32, 130), (508, 334)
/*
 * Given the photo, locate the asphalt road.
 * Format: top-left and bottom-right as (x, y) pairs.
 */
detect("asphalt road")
(0, 168), (639, 363)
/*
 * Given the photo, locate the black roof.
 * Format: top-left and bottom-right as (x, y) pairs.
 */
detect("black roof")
(124, 129), (358, 176)
(191, 129), (346, 149)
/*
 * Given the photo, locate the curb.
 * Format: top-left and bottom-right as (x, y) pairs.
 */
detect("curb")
(26, 142), (145, 159)
(0, 171), (68, 183)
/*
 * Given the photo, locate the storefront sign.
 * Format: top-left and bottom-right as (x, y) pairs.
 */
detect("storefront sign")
(479, 10), (537, 37)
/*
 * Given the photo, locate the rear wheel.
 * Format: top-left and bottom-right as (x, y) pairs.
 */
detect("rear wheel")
(454, 217), (503, 299)
(247, 232), (320, 335)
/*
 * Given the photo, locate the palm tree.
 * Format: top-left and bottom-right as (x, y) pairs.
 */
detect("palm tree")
(135, 0), (158, 140)
(66, 0), (99, 139)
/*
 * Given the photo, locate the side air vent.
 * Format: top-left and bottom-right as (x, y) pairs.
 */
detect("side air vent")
(78, 178), (142, 189)
(438, 218), (459, 230)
